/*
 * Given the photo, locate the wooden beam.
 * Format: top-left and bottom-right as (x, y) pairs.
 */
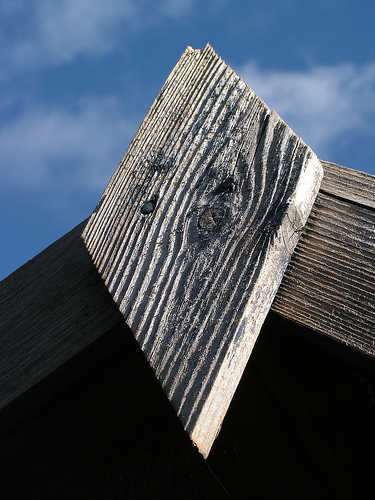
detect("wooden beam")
(82, 44), (322, 456)
(320, 160), (375, 208)
(0, 221), (126, 428)
(273, 161), (375, 356)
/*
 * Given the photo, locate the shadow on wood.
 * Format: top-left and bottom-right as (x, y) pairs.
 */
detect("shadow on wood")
(1, 310), (374, 499)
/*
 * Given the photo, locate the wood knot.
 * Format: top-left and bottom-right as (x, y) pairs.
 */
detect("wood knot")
(198, 206), (225, 231)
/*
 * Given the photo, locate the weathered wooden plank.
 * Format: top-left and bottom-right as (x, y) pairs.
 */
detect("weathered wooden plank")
(1, 45), (373, 460)
(0, 221), (125, 418)
(272, 173), (375, 356)
(320, 160), (375, 208)
(0, 161), (373, 445)
(82, 44), (322, 456)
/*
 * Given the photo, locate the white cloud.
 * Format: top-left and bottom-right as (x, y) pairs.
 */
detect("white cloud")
(2, 0), (135, 68)
(158, 0), (196, 18)
(0, 0), (204, 71)
(0, 96), (137, 191)
(3, 61), (374, 196)
(237, 61), (375, 159)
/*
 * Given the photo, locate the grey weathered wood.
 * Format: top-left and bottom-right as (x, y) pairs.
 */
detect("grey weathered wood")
(82, 44), (322, 456)
(320, 160), (375, 208)
(0, 221), (126, 416)
(273, 161), (375, 356)
(1, 45), (373, 459)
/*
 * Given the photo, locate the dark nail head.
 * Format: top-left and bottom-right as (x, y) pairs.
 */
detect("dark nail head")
(141, 201), (156, 215)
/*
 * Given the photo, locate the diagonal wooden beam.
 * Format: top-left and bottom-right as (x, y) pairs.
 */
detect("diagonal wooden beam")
(1, 161), (373, 434)
(82, 44), (322, 456)
(1, 160), (373, 431)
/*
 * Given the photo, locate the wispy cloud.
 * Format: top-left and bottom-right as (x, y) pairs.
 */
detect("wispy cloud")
(238, 61), (375, 159)
(158, 0), (197, 19)
(1, 0), (135, 69)
(3, 60), (374, 195)
(0, 96), (137, 191)
(0, 0), (204, 71)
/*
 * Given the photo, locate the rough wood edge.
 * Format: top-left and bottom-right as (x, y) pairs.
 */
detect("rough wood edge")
(272, 162), (375, 358)
(0, 221), (124, 413)
(320, 160), (375, 209)
(190, 149), (323, 457)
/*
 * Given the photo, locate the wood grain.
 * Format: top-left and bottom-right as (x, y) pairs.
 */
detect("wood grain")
(83, 44), (322, 456)
(273, 180), (375, 356)
(0, 221), (125, 416)
(1, 46), (373, 460)
(1, 160), (372, 440)
(320, 160), (375, 208)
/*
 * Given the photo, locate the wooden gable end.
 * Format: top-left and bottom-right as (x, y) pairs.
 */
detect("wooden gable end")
(0, 44), (375, 498)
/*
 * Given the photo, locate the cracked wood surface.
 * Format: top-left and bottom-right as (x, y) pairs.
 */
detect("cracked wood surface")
(82, 45), (322, 456)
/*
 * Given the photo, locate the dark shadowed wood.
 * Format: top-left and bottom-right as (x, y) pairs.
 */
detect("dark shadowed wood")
(0, 221), (125, 419)
(2, 311), (375, 499)
(82, 44), (322, 456)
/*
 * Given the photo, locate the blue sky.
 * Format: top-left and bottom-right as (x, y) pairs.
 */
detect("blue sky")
(1, 0), (374, 280)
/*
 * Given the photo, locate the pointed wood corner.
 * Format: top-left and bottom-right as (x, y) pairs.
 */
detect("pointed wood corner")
(82, 45), (323, 457)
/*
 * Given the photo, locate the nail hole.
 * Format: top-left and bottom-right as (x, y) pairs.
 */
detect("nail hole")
(141, 199), (156, 215)
(215, 177), (236, 194)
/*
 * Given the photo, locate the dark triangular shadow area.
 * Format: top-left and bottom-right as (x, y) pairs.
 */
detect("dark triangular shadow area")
(1, 311), (375, 499)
